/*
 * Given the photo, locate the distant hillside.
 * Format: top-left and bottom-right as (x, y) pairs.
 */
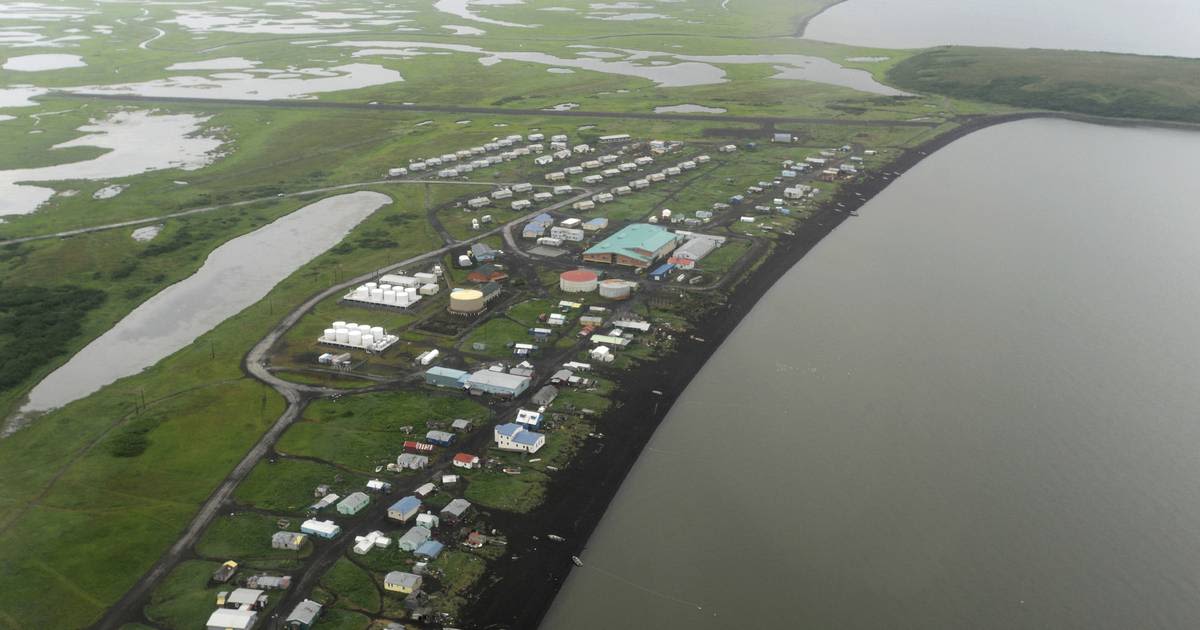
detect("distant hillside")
(888, 46), (1200, 124)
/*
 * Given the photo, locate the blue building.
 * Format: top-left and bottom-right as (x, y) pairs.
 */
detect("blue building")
(650, 263), (675, 281)
(415, 540), (445, 560)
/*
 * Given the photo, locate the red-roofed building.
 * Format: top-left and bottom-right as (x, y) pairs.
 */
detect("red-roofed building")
(453, 453), (481, 469)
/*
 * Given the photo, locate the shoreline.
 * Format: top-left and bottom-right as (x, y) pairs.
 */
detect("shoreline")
(793, 0), (848, 38)
(457, 110), (1082, 628)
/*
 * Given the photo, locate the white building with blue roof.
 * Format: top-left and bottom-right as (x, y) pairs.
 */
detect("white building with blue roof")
(494, 422), (545, 453)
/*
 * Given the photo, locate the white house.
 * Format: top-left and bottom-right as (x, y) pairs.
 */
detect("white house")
(494, 423), (545, 453)
(550, 226), (585, 242)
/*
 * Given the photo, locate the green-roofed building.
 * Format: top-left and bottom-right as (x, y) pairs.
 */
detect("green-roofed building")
(582, 223), (680, 268)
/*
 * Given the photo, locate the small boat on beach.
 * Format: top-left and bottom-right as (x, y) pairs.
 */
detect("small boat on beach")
(571, 555), (584, 567)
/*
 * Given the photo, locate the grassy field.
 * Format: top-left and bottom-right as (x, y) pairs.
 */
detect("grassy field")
(276, 390), (488, 473)
(888, 47), (1200, 123)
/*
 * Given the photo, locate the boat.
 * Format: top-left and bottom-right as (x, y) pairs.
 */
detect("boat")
(571, 555), (584, 567)
(548, 534), (565, 542)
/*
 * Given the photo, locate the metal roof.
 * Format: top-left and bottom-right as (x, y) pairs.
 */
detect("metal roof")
(206, 609), (257, 629)
(389, 496), (421, 513)
(468, 370), (530, 391)
(416, 540), (445, 558)
(442, 498), (472, 516)
(513, 431), (544, 446)
(584, 223), (678, 264)
(385, 571), (422, 589)
(286, 600), (322, 625)
(495, 422), (523, 438)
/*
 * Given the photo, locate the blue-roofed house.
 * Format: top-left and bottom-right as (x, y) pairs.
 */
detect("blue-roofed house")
(650, 263), (675, 281)
(425, 366), (468, 389)
(582, 217), (609, 232)
(387, 496), (421, 523)
(415, 540), (445, 560)
(522, 213), (554, 239)
(494, 422), (545, 453)
(582, 223), (679, 268)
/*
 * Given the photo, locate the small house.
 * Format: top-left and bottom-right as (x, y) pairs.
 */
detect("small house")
(426, 430), (455, 446)
(397, 525), (432, 552)
(271, 531), (308, 551)
(440, 498), (472, 524)
(396, 453), (429, 470)
(451, 418), (473, 432)
(366, 479), (392, 493)
(471, 242), (498, 262)
(453, 453), (481, 469)
(532, 385), (558, 406)
(300, 519), (341, 539)
(206, 609), (257, 630)
(384, 571), (423, 594)
(416, 513), (440, 530)
(387, 496), (422, 523)
(337, 492), (370, 516)
(416, 540), (445, 560)
(414, 482), (436, 498)
(284, 599), (322, 629)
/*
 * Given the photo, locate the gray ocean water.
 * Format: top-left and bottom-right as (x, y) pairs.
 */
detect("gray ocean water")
(543, 119), (1200, 629)
(804, 0), (1200, 58)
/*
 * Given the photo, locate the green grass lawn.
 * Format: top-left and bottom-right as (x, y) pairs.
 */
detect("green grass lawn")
(276, 391), (487, 473)
(321, 558), (381, 614)
(196, 512), (312, 571)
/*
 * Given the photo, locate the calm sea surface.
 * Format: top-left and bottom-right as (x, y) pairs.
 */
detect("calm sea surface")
(543, 119), (1200, 629)
(805, 0), (1200, 58)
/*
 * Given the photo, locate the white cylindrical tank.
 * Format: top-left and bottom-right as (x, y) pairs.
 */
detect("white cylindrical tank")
(361, 334), (375, 348)
(370, 326), (385, 339)
(599, 279), (634, 300)
(354, 287), (368, 299)
(384, 290), (397, 304)
(348, 331), (363, 347)
(370, 289), (383, 301)
(358, 324), (372, 335)
(347, 322), (359, 330)
(323, 328), (336, 340)
(336, 328), (350, 344)
(407, 287), (418, 298)
(449, 289), (486, 314)
(365, 282), (377, 289)
(332, 321), (346, 329)
(379, 283), (392, 292)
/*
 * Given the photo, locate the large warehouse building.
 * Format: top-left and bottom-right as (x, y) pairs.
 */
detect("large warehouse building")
(582, 223), (679, 268)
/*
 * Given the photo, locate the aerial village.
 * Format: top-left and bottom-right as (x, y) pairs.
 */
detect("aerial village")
(196, 128), (885, 630)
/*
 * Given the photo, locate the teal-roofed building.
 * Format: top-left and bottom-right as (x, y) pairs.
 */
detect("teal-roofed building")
(582, 223), (679, 268)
